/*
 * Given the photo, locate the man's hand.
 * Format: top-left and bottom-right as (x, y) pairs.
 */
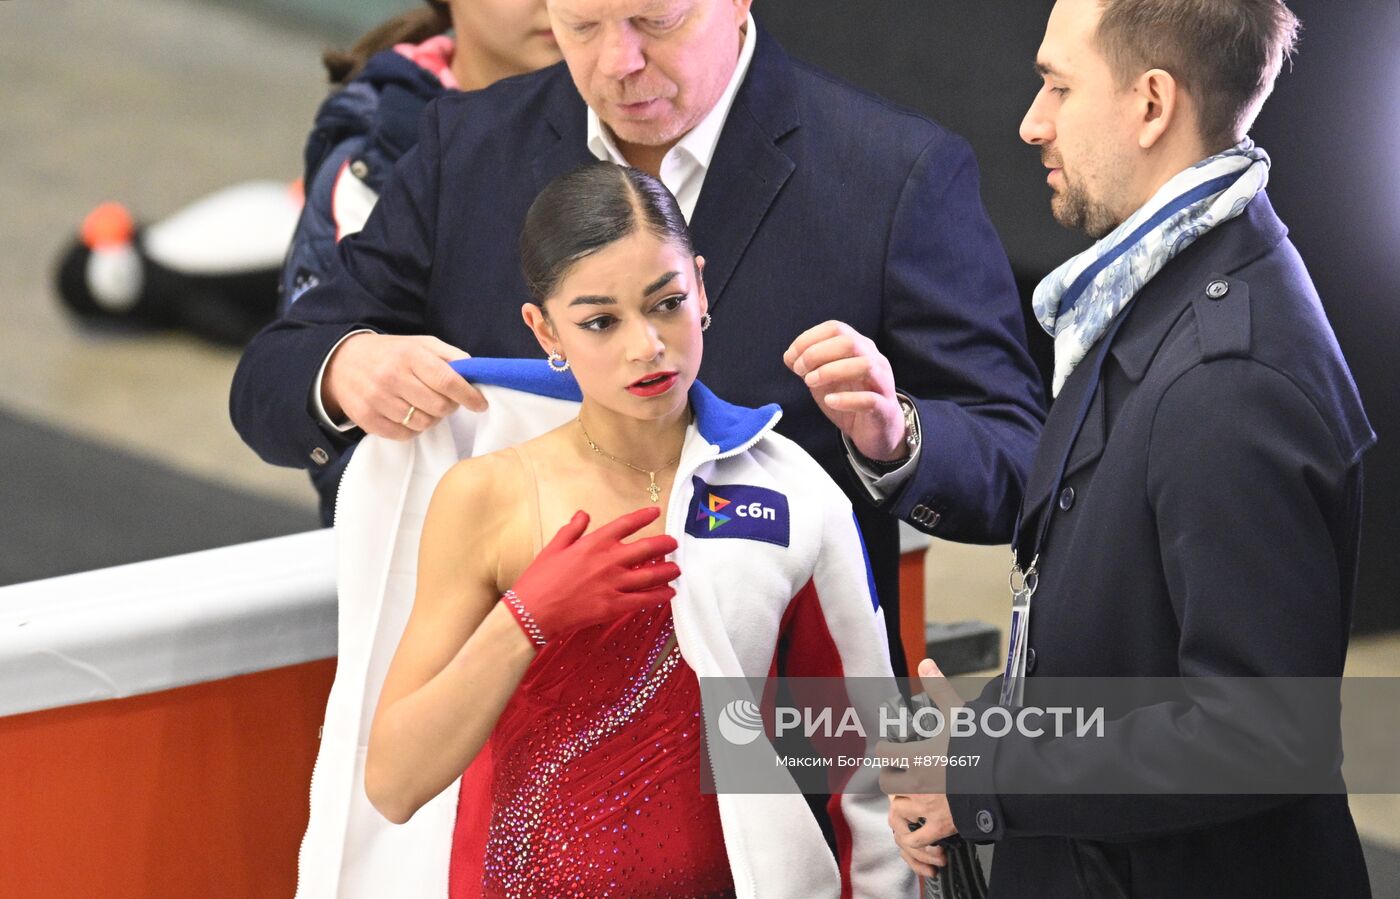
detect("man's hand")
(880, 658), (965, 876)
(888, 793), (956, 878)
(322, 333), (487, 439)
(783, 321), (907, 463)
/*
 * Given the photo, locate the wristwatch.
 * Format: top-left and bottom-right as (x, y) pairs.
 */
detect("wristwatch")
(859, 394), (920, 473)
(898, 393), (921, 452)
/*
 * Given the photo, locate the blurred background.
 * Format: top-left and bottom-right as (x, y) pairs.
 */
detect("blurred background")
(1, 0), (1395, 895)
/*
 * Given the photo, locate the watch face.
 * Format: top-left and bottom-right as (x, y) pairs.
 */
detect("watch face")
(899, 399), (920, 449)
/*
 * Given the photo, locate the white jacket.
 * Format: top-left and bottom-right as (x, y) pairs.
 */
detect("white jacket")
(297, 359), (914, 898)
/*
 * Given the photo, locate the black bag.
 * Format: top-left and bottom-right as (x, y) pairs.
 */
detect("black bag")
(888, 690), (990, 899)
(915, 830), (988, 899)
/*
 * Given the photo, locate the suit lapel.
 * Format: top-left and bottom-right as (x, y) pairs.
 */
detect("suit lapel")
(688, 30), (800, 308)
(533, 83), (594, 193)
(528, 32), (801, 307)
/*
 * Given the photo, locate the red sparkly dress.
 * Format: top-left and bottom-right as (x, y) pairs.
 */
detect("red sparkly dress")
(448, 451), (735, 899)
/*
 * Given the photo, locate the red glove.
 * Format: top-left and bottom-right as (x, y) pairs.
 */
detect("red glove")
(502, 506), (680, 646)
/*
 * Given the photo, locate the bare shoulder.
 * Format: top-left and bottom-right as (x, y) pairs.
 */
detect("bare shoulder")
(421, 450), (531, 587)
(517, 420), (579, 456)
(432, 448), (527, 513)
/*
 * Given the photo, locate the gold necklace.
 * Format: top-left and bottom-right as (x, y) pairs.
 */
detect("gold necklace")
(577, 418), (684, 503)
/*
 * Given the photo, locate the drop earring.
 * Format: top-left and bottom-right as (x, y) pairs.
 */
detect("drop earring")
(700, 312), (712, 332)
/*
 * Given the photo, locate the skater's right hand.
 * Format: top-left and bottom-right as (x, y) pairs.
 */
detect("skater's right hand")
(504, 507), (680, 644)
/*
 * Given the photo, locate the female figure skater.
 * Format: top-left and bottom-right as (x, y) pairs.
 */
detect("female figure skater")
(365, 162), (913, 898)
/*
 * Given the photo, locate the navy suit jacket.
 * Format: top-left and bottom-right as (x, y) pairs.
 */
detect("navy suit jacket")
(230, 31), (1045, 670)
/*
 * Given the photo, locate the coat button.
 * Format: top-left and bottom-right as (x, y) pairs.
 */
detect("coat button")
(1058, 486), (1075, 511)
(1206, 279), (1230, 300)
(349, 159), (369, 180)
(1026, 646), (1038, 674)
(976, 809), (995, 833)
(310, 447), (330, 466)
(911, 504), (941, 529)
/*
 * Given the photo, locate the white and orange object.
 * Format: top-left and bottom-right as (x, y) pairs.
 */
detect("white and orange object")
(77, 201), (143, 312)
(55, 180), (304, 343)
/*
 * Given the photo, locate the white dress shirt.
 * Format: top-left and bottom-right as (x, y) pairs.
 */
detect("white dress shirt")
(584, 11), (757, 222)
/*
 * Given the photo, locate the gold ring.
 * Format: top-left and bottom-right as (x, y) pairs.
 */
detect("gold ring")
(401, 405), (417, 427)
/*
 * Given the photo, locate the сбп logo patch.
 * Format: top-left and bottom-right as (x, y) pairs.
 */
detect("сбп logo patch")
(685, 477), (789, 547)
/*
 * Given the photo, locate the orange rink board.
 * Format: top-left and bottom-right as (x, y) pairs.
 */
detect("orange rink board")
(0, 659), (336, 899)
(898, 548), (927, 676)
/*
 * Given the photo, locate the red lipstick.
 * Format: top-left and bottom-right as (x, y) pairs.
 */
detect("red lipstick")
(627, 371), (679, 397)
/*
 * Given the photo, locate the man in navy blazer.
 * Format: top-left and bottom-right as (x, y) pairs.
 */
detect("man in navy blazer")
(230, 0), (1045, 674)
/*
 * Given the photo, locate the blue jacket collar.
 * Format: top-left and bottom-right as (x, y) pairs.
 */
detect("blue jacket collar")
(450, 358), (781, 454)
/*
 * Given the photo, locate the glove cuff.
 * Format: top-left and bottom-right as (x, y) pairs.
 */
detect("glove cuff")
(501, 589), (547, 647)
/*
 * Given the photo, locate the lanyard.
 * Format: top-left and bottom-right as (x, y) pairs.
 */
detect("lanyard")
(999, 296), (1139, 706)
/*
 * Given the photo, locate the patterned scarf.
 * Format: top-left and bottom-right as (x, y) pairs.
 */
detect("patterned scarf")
(1033, 140), (1270, 396)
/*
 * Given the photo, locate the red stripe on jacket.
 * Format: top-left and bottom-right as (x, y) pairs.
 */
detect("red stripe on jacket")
(769, 578), (860, 899)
